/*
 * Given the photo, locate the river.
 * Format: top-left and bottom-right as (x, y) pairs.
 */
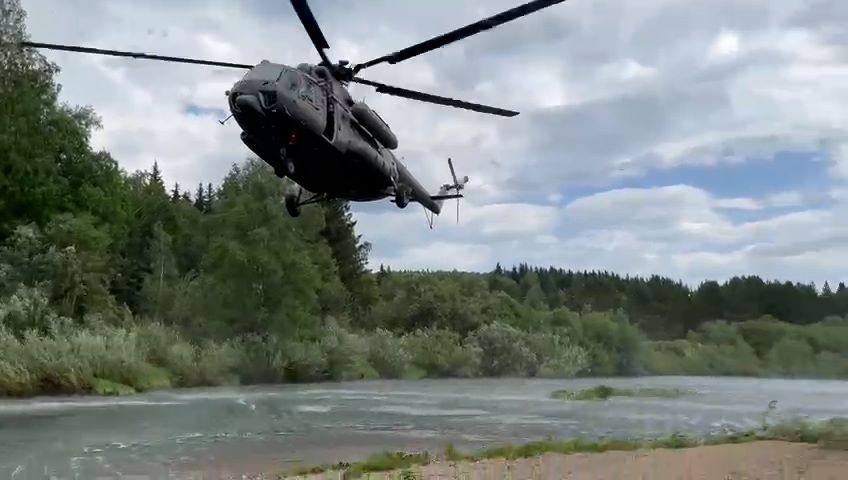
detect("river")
(1, 376), (846, 478)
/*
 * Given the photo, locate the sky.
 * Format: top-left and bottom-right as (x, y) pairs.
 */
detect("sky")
(21, 0), (848, 286)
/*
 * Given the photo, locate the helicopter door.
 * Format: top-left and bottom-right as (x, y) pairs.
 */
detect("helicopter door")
(322, 94), (336, 141)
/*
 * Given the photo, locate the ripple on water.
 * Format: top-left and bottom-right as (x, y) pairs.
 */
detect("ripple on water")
(294, 405), (333, 413)
(369, 405), (489, 416)
(0, 399), (186, 414)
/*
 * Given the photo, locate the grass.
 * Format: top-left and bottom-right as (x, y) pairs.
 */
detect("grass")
(91, 378), (136, 396)
(292, 452), (430, 478)
(0, 323), (240, 397)
(285, 418), (848, 478)
(550, 384), (693, 401)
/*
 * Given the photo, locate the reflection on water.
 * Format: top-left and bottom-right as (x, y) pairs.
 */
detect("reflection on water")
(1, 376), (846, 478)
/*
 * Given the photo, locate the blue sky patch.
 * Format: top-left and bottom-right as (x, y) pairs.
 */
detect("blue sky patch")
(184, 104), (227, 119)
(547, 150), (833, 211)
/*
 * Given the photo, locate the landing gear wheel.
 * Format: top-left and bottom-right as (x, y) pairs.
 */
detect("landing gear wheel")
(274, 150), (295, 178)
(395, 187), (410, 209)
(284, 194), (301, 218)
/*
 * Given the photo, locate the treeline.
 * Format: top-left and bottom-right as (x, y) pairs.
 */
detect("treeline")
(1, 1), (848, 396)
(488, 265), (848, 338)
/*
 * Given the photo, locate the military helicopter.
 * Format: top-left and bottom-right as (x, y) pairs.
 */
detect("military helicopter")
(22, 0), (566, 219)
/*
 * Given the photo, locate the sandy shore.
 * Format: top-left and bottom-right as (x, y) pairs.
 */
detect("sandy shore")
(284, 441), (847, 480)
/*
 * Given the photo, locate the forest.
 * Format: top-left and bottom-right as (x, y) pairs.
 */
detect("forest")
(2, 0), (848, 396)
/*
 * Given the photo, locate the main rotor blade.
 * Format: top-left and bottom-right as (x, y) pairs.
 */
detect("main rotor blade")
(289, 0), (332, 65)
(19, 42), (252, 69)
(352, 77), (518, 117)
(354, 0), (567, 72)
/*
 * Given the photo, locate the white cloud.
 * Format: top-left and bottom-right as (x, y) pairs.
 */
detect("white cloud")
(708, 30), (741, 60)
(832, 144), (848, 180)
(714, 197), (761, 211)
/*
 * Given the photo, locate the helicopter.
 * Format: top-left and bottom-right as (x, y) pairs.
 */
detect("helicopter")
(22, 0), (567, 219)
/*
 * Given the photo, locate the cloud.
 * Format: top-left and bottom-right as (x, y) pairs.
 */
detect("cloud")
(20, 0), (848, 285)
(832, 144), (848, 180)
(708, 30), (741, 61)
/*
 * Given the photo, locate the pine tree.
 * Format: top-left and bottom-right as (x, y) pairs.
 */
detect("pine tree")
(205, 182), (215, 211)
(823, 281), (834, 296)
(150, 161), (164, 190)
(170, 183), (181, 202)
(193, 183), (205, 211)
(320, 200), (370, 288)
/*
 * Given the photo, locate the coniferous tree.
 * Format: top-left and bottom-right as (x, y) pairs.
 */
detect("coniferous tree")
(823, 281), (834, 296)
(150, 161), (164, 190)
(170, 183), (181, 202)
(205, 182), (215, 211)
(193, 183), (205, 211)
(320, 200), (376, 310)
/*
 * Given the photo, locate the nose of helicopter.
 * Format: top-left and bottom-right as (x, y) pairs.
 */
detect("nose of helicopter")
(229, 89), (267, 133)
(228, 61), (287, 132)
(229, 80), (286, 134)
(234, 94), (264, 119)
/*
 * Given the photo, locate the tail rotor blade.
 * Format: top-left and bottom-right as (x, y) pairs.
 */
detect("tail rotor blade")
(448, 158), (459, 186)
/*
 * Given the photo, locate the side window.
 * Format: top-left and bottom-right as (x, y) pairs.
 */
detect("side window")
(300, 79), (321, 109)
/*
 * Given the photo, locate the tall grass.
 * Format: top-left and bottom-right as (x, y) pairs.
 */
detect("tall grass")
(0, 322), (242, 396)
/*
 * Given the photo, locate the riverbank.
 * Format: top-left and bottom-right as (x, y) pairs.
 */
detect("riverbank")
(281, 441), (847, 480)
(276, 418), (848, 479)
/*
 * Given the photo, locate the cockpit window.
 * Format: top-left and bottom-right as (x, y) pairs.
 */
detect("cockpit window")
(242, 62), (283, 81)
(283, 70), (302, 91)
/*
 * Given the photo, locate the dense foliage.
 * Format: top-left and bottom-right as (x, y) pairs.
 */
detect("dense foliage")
(1, 1), (847, 396)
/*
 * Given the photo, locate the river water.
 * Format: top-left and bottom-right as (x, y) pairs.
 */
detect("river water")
(1, 376), (845, 478)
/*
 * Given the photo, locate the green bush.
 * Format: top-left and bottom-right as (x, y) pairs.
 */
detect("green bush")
(403, 328), (480, 377)
(282, 340), (328, 382)
(738, 317), (794, 358)
(469, 322), (534, 376)
(91, 378), (136, 396)
(766, 337), (816, 377)
(233, 334), (287, 384)
(15, 329), (94, 393)
(525, 330), (589, 377)
(366, 328), (411, 378)
(321, 323), (378, 381)
(803, 322), (848, 355)
(641, 338), (762, 377)
(0, 285), (61, 336)
(576, 311), (643, 375)
(813, 352), (848, 378)
(0, 328), (35, 396)
(194, 340), (241, 385)
(71, 326), (156, 390)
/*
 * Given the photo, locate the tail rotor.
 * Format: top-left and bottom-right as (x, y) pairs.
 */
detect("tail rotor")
(436, 158), (469, 224)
